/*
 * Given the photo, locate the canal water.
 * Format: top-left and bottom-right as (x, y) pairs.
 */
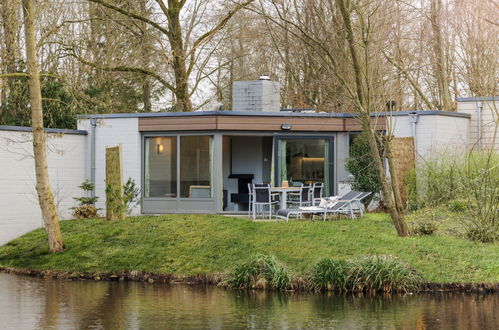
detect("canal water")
(0, 273), (497, 329)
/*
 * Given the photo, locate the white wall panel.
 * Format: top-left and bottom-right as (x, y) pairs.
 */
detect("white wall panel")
(0, 129), (86, 244)
(78, 118), (142, 216)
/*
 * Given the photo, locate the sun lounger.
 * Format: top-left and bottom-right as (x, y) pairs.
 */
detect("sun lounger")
(275, 191), (371, 221)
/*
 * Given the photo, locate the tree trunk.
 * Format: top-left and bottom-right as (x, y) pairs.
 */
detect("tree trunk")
(364, 123), (409, 236)
(0, 0), (21, 109)
(166, 1), (193, 112)
(22, 0), (64, 252)
(430, 0), (452, 111)
(139, 0), (152, 112)
(337, 0), (409, 237)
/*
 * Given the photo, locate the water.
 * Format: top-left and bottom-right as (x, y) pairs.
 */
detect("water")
(0, 273), (497, 329)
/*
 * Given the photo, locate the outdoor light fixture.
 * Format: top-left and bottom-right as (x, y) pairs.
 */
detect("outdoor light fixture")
(281, 124), (292, 131)
(157, 143), (164, 154)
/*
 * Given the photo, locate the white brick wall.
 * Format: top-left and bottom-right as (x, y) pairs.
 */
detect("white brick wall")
(78, 117), (142, 215)
(0, 129), (86, 244)
(458, 100), (498, 152)
(390, 113), (469, 160)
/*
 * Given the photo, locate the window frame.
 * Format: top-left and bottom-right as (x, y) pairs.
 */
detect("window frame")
(142, 133), (214, 201)
(274, 135), (335, 196)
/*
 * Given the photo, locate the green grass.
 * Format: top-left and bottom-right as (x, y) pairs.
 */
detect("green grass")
(0, 213), (497, 283)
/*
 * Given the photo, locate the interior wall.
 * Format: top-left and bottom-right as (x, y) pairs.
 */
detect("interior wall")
(222, 136), (272, 211)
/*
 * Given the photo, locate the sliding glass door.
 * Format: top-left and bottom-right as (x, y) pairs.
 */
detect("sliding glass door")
(144, 137), (177, 198)
(144, 135), (213, 199)
(180, 136), (213, 198)
(276, 137), (333, 195)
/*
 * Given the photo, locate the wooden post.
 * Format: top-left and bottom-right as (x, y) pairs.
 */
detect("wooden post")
(390, 137), (416, 209)
(106, 145), (125, 220)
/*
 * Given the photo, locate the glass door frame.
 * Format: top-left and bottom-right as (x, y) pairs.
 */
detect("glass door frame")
(273, 135), (334, 196)
(141, 132), (217, 214)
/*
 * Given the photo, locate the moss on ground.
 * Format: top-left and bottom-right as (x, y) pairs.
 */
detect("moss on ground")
(0, 213), (497, 283)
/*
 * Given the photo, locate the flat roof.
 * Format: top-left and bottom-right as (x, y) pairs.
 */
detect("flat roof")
(457, 96), (499, 102)
(0, 125), (87, 135)
(78, 110), (469, 119)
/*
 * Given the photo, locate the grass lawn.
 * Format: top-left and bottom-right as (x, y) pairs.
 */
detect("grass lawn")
(0, 213), (497, 284)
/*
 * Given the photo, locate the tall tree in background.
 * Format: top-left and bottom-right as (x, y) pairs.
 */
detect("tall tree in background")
(429, 0), (452, 110)
(22, 0), (64, 252)
(84, 0), (254, 111)
(0, 0), (22, 114)
(261, 0), (409, 236)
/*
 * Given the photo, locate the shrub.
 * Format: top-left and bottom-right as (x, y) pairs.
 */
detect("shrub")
(309, 258), (352, 292)
(348, 256), (424, 293)
(448, 200), (467, 212)
(225, 255), (291, 290)
(72, 205), (98, 219)
(123, 178), (141, 216)
(345, 132), (382, 207)
(465, 222), (498, 243)
(412, 221), (438, 236)
(72, 179), (99, 218)
(409, 151), (498, 243)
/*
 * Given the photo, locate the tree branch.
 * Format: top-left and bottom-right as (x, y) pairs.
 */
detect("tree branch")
(87, 0), (171, 37)
(186, 0), (254, 74)
(72, 54), (175, 91)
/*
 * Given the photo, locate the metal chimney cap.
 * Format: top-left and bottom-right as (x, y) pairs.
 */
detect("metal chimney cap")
(259, 75), (271, 81)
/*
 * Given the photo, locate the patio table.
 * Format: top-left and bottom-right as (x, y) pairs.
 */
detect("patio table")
(270, 187), (301, 210)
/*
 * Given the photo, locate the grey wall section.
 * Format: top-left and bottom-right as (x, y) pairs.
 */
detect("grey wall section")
(0, 128), (86, 244)
(232, 80), (281, 112)
(78, 118), (142, 215)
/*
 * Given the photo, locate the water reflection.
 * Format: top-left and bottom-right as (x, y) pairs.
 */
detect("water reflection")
(0, 273), (497, 329)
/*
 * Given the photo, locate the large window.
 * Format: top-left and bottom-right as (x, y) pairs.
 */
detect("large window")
(180, 136), (212, 198)
(144, 137), (177, 197)
(278, 138), (331, 195)
(144, 135), (213, 199)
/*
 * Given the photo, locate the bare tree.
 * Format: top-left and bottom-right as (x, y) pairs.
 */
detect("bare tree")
(22, 0), (64, 252)
(0, 0), (22, 114)
(260, 0), (409, 236)
(429, 0), (453, 110)
(80, 0), (254, 111)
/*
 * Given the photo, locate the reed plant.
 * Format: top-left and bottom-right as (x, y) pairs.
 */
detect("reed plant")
(309, 258), (352, 292)
(348, 256), (424, 293)
(224, 254), (291, 290)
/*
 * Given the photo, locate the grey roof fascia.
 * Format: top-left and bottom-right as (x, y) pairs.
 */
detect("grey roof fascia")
(373, 110), (470, 118)
(77, 109), (469, 120)
(0, 125), (88, 135)
(456, 96), (499, 102)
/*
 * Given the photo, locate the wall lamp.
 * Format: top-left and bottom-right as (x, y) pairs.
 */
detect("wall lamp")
(156, 143), (164, 154)
(281, 124), (292, 131)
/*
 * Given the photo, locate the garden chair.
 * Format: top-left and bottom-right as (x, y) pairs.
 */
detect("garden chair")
(311, 182), (324, 206)
(288, 183), (312, 208)
(252, 184), (279, 220)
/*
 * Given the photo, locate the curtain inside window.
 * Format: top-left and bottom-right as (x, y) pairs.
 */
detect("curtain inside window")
(270, 138), (275, 186)
(144, 140), (150, 197)
(278, 139), (287, 185)
(210, 136), (214, 197)
(324, 140), (330, 196)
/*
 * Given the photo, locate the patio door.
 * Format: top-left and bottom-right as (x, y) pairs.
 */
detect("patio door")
(275, 137), (333, 196)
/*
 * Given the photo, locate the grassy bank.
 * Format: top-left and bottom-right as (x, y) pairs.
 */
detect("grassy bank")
(0, 214), (497, 284)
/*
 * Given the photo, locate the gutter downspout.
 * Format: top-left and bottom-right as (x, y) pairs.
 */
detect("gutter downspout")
(409, 111), (419, 159)
(477, 101), (483, 150)
(90, 118), (97, 198)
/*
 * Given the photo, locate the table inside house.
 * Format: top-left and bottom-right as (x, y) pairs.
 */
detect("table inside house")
(270, 187), (301, 209)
